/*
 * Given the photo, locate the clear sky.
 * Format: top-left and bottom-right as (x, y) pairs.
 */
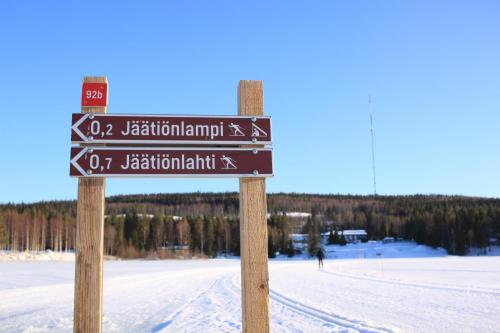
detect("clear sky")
(0, 1), (499, 203)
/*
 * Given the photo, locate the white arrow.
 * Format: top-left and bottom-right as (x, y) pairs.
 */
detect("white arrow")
(72, 113), (91, 142)
(70, 147), (89, 176)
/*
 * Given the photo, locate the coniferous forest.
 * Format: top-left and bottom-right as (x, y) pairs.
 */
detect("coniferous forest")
(0, 193), (499, 258)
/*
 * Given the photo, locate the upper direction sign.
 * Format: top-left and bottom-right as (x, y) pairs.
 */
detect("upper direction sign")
(71, 114), (272, 145)
(81, 83), (108, 107)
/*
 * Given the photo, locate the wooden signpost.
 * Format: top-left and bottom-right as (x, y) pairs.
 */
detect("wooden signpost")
(74, 77), (107, 333)
(238, 81), (270, 333)
(71, 77), (272, 333)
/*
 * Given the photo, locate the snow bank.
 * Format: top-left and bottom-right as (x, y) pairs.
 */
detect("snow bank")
(0, 250), (75, 261)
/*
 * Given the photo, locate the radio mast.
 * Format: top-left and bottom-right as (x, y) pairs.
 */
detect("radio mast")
(369, 95), (377, 196)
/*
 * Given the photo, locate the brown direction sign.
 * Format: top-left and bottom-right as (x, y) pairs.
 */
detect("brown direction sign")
(71, 114), (272, 145)
(70, 147), (273, 177)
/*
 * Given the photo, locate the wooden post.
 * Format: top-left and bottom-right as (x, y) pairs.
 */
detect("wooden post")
(238, 80), (270, 333)
(74, 76), (107, 333)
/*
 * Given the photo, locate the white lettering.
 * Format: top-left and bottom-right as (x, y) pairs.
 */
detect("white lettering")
(119, 120), (225, 139)
(120, 153), (217, 171)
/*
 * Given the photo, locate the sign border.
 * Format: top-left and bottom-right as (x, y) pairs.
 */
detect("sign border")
(71, 113), (273, 145)
(70, 146), (274, 178)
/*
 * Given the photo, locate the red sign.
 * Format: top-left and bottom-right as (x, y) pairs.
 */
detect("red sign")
(81, 83), (108, 107)
(70, 147), (273, 177)
(71, 114), (272, 145)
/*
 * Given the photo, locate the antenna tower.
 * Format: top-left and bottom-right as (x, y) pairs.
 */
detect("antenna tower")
(369, 95), (377, 196)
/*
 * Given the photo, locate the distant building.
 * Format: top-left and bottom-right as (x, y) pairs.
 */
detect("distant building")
(340, 230), (368, 243)
(321, 229), (368, 243)
(291, 229), (369, 252)
(382, 237), (395, 244)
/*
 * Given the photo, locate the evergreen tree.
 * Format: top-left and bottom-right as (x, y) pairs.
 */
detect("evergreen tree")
(148, 215), (163, 251)
(388, 223), (396, 238)
(286, 239), (295, 257)
(339, 230), (347, 246)
(268, 231), (277, 258)
(307, 217), (321, 256)
(0, 217), (8, 250)
(205, 217), (215, 257)
(327, 229), (335, 245)
(124, 212), (141, 248)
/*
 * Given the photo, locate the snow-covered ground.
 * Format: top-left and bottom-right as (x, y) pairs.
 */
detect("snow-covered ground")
(1, 243), (499, 333)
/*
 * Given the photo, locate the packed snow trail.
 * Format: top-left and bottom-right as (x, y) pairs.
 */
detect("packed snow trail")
(269, 259), (500, 333)
(0, 255), (499, 332)
(149, 271), (388, 333)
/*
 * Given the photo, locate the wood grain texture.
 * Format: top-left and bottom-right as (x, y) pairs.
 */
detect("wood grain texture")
(238, 80), (270, 333)
(74, 76), (107, 333)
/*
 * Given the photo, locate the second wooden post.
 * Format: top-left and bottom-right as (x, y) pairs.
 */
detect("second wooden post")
(238, 80), (270, 333)
(74, 76), (107, 333)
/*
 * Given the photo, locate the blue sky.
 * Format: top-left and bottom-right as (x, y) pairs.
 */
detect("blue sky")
(0, 1), (499, 203)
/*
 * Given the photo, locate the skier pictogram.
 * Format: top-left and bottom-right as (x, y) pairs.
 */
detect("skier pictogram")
(251, 123), (268, 137)
(228, 123), (245, 136)
(220, 155), (237, 169)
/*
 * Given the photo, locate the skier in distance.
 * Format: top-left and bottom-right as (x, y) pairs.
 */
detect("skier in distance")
(316, 247), (325, 269)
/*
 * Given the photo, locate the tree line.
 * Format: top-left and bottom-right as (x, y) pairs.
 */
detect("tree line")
(0, 193), (499, 257)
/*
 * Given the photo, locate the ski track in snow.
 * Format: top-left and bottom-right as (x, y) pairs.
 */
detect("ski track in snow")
(150, 279), (219, 332)
(151, 271), (382, 333)
(228, 273), (394, 333)
(151, 273), (241, 332)
(268, 288), (394, 333)
(320, 267), (500, 296)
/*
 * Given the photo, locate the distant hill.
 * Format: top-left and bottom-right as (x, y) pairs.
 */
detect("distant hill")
(1, 193), (499, 257)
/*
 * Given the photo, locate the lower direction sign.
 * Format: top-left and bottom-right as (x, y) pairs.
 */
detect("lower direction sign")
(70, 147), (273, 177)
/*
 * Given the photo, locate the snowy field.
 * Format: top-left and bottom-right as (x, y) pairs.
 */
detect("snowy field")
(1, 243), (499, 333)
